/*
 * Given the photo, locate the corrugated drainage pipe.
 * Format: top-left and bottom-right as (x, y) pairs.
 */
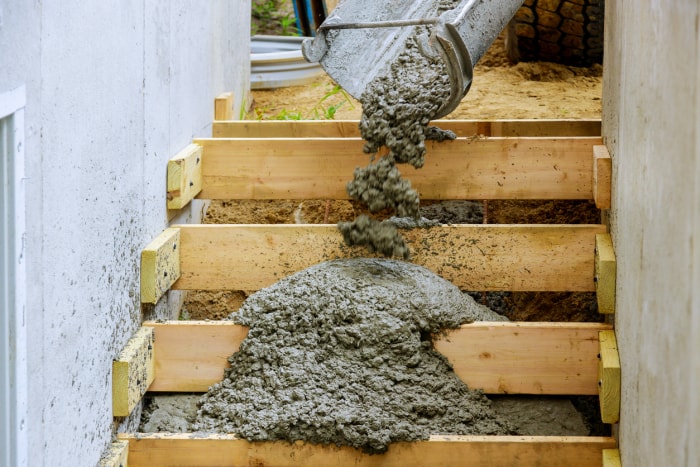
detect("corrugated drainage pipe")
(251, 36), (325, 89)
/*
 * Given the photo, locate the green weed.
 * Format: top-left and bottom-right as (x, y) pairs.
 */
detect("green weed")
(251, 84), (354, 121)
(279, 13), (300, 36)
(252, 0), (277, 23)
(251, 0), (300, 37)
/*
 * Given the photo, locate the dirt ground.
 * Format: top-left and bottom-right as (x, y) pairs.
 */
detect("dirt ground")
(182, 32), (604, 322)
(250, 34), (602, 121)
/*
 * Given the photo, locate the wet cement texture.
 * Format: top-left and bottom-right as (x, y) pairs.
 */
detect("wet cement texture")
(338, 215), (410, 259)
(341, 8), (458, 257)
(139, 395), (198, 433)
(346, 157), (420, 218)
(194, 258), (512, 453)
(358, 37), (453, 169)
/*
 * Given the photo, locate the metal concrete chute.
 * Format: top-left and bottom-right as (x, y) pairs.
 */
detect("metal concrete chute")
(302, 0), (524, 118)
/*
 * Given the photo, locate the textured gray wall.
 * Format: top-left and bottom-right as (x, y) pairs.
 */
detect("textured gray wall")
(0, 1), (250, 465)
(602, 1), (700, 465)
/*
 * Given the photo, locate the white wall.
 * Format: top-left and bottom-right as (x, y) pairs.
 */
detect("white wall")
(602, 1), (700, 465)
(0, 1), (250, 465)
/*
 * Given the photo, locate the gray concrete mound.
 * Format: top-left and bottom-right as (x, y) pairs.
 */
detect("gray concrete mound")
(193, 258), (511, 453)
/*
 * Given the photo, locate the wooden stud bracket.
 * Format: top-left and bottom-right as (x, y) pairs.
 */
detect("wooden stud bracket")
(602, 448), (622, 467)
(595, 233), (617, 314)
(140, 228), (181, 305)
(214, 92), (233, 121)
(113, 327), (155, 417)
(598, 330), (621, 424)
(98, 440), (129, 467)
(167, 144), (203, 210)
(593, 145), (612, 209)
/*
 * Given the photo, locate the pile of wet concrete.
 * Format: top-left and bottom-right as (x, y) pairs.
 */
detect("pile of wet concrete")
(192, 258), (511, 453)
(140, 259), (592, 449)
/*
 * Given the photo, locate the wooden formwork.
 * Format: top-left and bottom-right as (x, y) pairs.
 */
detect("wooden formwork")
(107, 117), (621, 467)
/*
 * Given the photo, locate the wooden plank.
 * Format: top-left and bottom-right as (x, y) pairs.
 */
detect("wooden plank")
(113, 327), (155, 417)
(193, 136), (602, 201)
(593, 145), (612, 209)
(98, 440), (129, 467)
(602, 448), (622, 467)
(146, 321), (248, 392)
(118, 433), (616, 467)
(212, 119), (601, 138)
(595, 233), (617, 314)
(172, 224), (606, 292)
(140, 228), (181, 304)
(167, 144), (203, 210)
(435, 322), (611, 395)
(118, 433), (246, 467)
(598, 330), (621, 424)
(146, 320), (611, 395)
(214, 92), (233, 121)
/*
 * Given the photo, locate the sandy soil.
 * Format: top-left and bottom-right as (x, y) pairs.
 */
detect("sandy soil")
(249, 34), (602, 121)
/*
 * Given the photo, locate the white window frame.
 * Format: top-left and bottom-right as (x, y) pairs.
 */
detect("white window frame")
(1, 84), (28, 467)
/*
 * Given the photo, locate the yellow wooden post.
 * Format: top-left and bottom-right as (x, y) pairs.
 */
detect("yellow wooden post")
(167, 144), (203, 210)
(214, 92), (233, 121)
(602, 448), (622, 467)
(595, 233), (617, 314)
(97, 440), (129, 467)
(593, 145), (612, 209)
(140, 228), (181, 304)
(112, 327), (155, 417)
(598, 330), (621, 423)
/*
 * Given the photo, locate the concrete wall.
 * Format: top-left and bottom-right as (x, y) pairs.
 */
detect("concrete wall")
(602, 1), (700, 465)
(0, 1), (250, 465)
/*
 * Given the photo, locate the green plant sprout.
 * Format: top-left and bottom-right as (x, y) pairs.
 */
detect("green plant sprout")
(251, 85), (355, 121)
(279, 13), (300, 36)
(251, 0), (300, 37)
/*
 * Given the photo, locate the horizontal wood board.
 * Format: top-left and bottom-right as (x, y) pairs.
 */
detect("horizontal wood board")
(193, 136), (602, 201)
(171, 224), (606, 292)
(212, 119), (602, 138)
(146, 321), (611, 395)
(118, 433), (616, 467)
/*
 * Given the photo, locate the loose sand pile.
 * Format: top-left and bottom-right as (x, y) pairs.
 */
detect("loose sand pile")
(193, 258), (511, 453)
